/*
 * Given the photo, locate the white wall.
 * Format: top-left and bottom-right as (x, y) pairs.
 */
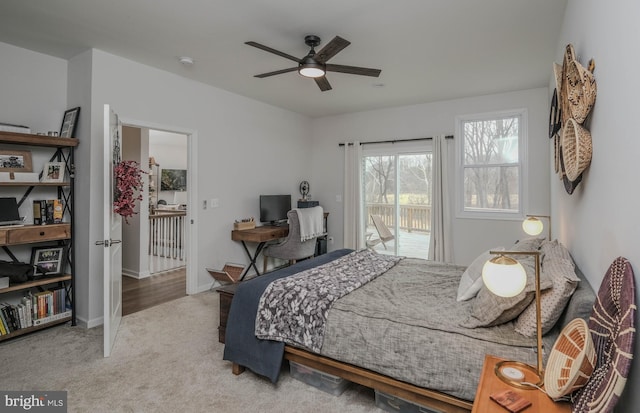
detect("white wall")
(554, 1), (640, 410)
(75, 49), (312, 326)
(310, 88), (550, 265)
(0, 42), (68, 133)
(121, 126), (148, 278)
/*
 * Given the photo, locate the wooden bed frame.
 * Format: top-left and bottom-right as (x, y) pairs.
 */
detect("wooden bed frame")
(232, 346), (473, 413)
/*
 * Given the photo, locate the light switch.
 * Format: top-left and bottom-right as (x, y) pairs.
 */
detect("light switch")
(336, 195), (342, 203)
(211, 198), (220, 208)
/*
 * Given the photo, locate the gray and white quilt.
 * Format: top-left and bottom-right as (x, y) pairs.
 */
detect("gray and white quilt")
(255, 249), (401, 352)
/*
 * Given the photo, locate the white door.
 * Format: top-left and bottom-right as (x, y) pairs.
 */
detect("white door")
(101, 104), (123, 357)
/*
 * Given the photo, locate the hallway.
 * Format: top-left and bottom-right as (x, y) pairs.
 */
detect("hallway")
(122, 267), (186, 315)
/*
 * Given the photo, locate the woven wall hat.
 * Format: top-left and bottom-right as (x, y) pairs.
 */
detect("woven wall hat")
(560, 43), (597, 124)
(560, 44), (576, 125)
(565, 56), (597, 124)
(549, 88), (562, 139)
(561, 118), (592, 182)
(572, 257), (636, 413)
(559, 144), (582, 194)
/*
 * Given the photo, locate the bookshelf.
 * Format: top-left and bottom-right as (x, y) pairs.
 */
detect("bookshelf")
(0, 131), (78, 341)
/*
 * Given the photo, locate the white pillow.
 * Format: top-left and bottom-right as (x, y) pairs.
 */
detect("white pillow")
(457, 247), (505, 301)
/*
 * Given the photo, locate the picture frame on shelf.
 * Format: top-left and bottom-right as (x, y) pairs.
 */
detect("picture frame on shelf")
(59, 106), (80, 138)
(31, 246), (66, 277)
(0, 149), (33, 172)
(41, 161), (66, 183)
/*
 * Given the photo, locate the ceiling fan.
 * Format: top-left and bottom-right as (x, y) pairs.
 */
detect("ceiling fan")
(245, 35), (381, 91)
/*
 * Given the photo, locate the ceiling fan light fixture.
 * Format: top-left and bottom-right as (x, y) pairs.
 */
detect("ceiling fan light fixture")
(298, 57), (325, 78)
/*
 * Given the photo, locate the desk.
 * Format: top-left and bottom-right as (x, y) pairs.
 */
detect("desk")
(231, 225), (288, 280)
(472, 355), (570, 413)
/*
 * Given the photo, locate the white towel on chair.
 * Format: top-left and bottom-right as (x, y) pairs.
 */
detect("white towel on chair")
(295, 206), (324, 242)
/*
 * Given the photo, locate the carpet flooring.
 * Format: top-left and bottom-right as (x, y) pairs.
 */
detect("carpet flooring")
(0, 292), (383, 413)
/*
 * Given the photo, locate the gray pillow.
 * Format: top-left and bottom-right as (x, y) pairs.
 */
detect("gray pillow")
(462, 243), (551, 328)
(515, 256), (580, 337)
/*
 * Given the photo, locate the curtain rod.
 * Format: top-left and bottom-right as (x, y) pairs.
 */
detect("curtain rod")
(338, 135), (454, 147)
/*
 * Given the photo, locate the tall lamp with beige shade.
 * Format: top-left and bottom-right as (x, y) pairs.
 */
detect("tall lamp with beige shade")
(482, 250), (544, 389)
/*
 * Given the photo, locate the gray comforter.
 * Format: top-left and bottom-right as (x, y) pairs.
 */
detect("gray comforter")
(255, 249), (401, 352)
(320, 258), (559, 401)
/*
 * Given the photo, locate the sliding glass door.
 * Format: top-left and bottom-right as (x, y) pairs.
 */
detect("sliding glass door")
(362, 144), (432, 258)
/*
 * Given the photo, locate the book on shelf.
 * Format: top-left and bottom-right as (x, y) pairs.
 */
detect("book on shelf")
(0, 310), (7, 335)
(33, 199), (64, 225)
(0, 122), (31, 134)
(32, 310), (71, 326)
(0, 288), (69, 335)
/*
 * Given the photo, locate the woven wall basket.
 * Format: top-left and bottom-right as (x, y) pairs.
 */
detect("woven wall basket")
(562, 118), (592, 182)
(565, 56), (597, 124)
(545, 318), (596, 399)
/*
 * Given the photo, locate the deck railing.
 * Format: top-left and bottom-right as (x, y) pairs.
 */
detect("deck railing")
(366, 203), (431, 233)
(149, 211), (186, 260)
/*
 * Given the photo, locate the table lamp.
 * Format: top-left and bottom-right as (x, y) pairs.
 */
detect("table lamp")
(522, 215), (551, 240)
(482, 250), (544, 389)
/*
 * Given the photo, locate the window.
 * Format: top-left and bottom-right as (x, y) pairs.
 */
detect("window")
(457, 110), (526, 218)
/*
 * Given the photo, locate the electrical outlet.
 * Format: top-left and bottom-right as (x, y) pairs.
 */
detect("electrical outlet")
(328, 236), (334, 244)
(336, 195), (342, 203)
(203, 200), (207, 209)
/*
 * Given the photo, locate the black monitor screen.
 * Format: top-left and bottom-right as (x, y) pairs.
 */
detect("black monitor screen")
(259, 195), (291, 224)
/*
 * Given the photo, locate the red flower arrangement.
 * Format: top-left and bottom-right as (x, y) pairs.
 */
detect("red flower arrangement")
(113, 160), (146, 223)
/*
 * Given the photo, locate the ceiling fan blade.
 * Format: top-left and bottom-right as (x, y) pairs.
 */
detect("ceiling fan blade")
(315, 36), (350, 63)
(254, 67), (298, 78)
(245, 41), (300, 63)
(315, 76), (332, 91)
(326, 64), (381, 77)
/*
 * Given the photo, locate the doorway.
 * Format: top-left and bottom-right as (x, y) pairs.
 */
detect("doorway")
(362, 145), (432, 259)
(121, 126), (191, 314)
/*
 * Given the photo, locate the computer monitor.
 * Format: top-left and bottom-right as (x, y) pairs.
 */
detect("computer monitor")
(259, 195), (291, 225)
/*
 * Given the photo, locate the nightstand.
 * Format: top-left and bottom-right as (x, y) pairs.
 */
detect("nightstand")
(472, 355), (570, 413)
(215, 283), (239, 344)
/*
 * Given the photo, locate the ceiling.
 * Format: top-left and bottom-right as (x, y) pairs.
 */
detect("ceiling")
(0, 0), (566, 118)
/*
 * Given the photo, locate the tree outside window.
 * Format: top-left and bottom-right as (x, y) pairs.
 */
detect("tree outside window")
(459, 112), (524, 216)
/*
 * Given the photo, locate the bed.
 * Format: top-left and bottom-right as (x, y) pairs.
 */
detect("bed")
(223, 243), (596, 412)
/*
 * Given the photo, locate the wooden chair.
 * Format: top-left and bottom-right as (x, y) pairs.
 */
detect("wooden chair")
(367, 214), (395, 249)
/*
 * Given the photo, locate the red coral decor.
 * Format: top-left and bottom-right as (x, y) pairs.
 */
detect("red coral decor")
(113, 160), (146, 223)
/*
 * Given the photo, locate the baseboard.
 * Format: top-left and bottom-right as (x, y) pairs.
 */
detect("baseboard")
(122, 268), (151, 279)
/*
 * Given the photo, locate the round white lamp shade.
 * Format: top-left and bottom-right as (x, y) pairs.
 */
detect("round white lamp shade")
(482, 255), (527, 298)
(522, 217), (544, 237)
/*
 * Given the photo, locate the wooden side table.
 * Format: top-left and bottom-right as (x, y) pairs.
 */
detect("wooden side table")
(216, 283), (239, 344)
(472, 355), (570, 413)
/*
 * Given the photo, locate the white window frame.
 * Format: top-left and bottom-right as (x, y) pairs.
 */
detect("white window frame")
(455, 109), (528, 220)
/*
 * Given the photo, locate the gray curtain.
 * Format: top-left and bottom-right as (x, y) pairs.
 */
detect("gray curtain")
(428, 135), (453, 262)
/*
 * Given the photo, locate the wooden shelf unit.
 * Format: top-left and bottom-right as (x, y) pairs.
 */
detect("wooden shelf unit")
(0, 130), (77, 341)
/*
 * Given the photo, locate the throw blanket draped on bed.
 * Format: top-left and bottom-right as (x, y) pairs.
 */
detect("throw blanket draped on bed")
(223, 249), (353, 383)
(255, 249), (402, 352)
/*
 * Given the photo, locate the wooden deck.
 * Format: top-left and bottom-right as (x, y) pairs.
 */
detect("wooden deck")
(367, 225), (430, 259)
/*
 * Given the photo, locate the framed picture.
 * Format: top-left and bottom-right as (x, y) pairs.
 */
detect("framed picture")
(31, 246), (66, 276)
(160, 168), (187, 191)
(59, 106), (80, 138)
(41, 161), (66, 183)
(0, 149), (33, 172)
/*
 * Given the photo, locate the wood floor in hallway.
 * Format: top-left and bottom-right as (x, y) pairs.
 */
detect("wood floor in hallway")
(122, 267), (186, 316)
